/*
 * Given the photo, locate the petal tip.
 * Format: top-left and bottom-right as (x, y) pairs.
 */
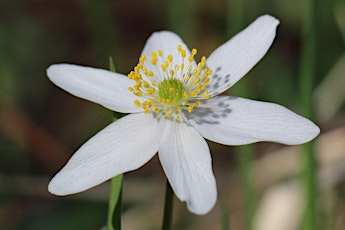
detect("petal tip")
(186, 193), (217, 215)
(307, 123), (321, 141)
(47, 179), (65, 196)
(46, 64), (58, 79)
(259, 14), (280, 26)
(46, 63), (70, 82)
(290, 121), (320, 145)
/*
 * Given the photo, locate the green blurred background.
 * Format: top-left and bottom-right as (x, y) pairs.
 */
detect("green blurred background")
(0, 0), (344, 229)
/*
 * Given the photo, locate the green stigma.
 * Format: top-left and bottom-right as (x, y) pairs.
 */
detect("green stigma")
(158, 78), (186, 103)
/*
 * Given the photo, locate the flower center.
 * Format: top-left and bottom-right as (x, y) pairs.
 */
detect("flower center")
(127, 44), (212, 121)
(158, 78), (185, 103)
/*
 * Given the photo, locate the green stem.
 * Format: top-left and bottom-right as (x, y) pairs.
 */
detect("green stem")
(299, 0), (319, 229)
(107, 57), (123, 230)
(107, 175), (123, 230)
(301, 143), (317, 230)
(162, 180), (174, 230)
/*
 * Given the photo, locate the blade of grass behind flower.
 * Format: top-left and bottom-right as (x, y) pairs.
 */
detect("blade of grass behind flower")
(299, 0), (319, 229)
(226, 1), (257, 229)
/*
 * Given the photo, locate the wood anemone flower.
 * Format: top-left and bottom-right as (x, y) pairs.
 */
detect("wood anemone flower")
(46, 15), (320, 215)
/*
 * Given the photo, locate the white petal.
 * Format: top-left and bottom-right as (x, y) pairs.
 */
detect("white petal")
(158, 120), (217, 215)
(48, 113), (160, 195)
(188, 96), (320, 145)
(206, 15), (279, 96)
(140, 31), (196, 81)
(47, 64), (142, 113)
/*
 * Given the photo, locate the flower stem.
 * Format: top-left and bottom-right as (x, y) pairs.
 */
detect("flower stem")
(107, 175), (123, 230)
(162, 180), (174, 230)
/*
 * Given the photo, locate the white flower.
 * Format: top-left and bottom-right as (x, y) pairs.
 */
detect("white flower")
(47, 15), (320, 215)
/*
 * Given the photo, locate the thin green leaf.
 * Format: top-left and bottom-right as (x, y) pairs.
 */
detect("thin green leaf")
(299, 0), (319, 229)
(109, 56), (116, 73)
(107, 57), (123, 230)
(107, 175), (123, 230)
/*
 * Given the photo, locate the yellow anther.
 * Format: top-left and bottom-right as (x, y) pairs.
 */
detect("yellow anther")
(151, 58), (157, 65)
(178, 45), (182, 51)
(158, 50), (163, 57)
(161, 63), (167, 71)
(190, 91), (197, 97)
(188, 56), (194, 62)
(134, 64), (143, 71)
(181, 50), (186, 58)
(147, 88), (155, 95)
(151, 51), (157, 57)
(167, 55), (173, 62)
(128, 87), (134, 92)
(139, 55), (146, 63)
(147, 71), (154, 77)
(144, 109), (150, 114)
(166, 113), (172, 118)
(202, 90), (209, 96)
(196, 86), (202, 93)
(144, 100), (152, 107)
(144, 81), (150, 88)
(134, 92), (143, 97)
(192, 49), (197, 55)
(134, 100), (141, 106)
(184, 74), (190, 82)
(205, 77), (210, 84)
(175, 107), (182, 112)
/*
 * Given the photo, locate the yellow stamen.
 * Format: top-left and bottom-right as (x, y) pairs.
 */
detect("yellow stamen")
(127, 44), (212, 121)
